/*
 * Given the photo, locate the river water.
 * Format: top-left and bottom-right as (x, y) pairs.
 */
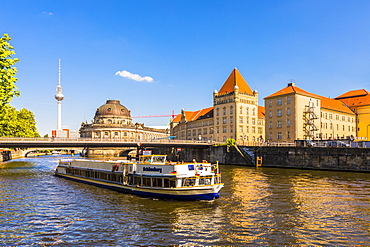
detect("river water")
(1, 155), (369, 246)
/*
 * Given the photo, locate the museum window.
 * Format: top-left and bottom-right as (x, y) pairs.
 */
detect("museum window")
(223, 127), (227, 133)
(246, 117), (249, 124)
(239, 117), (243, 124)
(269, 132), (273, 140)
(287, 119), (291, 127)
(269, 111), (272, 118)
(252, 118), (256, 125)
(269, 121), (272, 128)
(216, 108), (219, 116)
(223, 117), (227, 124)
(252, 127), (256, 133)
(223, 107), (226, 115)
(252, 108), (255, 116)
(277, 109), (282, 117)
(287, 96), (291, 104)
(239, 126), (243, 132)
(240, 107), (243, 114)
(277, 121), (282, 128)
(287, 108), (290, 116)
(287, 131), (291, 139)
(277, 98), (282, 105)
(269, 99), (272, 106)
(230, 126), (233, 133)
(230, 106), (233, 114)
(230, 116), (233, 123)
(246, 107), (249, 115)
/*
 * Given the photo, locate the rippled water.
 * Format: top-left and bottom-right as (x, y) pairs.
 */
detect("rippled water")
(1, 156), (369, 246)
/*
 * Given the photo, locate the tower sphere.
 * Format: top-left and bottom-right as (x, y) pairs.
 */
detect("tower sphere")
(55, 85), (64, 101)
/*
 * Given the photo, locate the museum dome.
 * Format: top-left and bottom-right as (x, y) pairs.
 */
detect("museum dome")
(94, 100), (131, 118)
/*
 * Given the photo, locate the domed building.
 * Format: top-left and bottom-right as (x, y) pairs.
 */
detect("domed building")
(80, 100), (169, 141)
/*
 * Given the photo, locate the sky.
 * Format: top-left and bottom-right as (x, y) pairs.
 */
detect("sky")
(2, 0), (370, 136)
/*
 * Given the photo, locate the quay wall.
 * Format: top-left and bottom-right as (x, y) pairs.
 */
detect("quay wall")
(181, 146), (370, 172)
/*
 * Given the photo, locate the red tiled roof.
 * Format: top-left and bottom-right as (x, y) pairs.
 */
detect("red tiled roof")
(338, 95), (370, 107)
(319, 96), (354, 114)
(265, 84), (354, 114)
(172, 114), (182, 123)
(258, 106), (265, 118)
(172, 107), (214, 123)
(335, 89), (370, 107)
(336, 89), (369, 99)
(264, 84), (319, 99)
(218, 68), (254, 95)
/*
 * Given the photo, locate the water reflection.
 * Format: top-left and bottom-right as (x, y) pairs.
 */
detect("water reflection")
(0, 158), (369, 245)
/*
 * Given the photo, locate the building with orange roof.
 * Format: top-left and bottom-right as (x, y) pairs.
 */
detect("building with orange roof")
(171, 68), (265, 143)
(264, 83), (356, 142)
(336, 89), (370, 141)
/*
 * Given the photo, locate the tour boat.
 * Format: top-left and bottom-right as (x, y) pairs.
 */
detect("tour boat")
(54, 155), (224, 200)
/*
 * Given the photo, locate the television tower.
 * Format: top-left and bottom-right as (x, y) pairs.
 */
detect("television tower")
(54, 58), (64, 130)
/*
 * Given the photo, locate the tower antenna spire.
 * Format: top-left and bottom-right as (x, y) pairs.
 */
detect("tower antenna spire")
(55, 58), (64, 131)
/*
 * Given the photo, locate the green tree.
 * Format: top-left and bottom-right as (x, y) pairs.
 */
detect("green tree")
(0, 33), (20, 107)
(0, 105), (39, 137)
(0, 34), (40, 137)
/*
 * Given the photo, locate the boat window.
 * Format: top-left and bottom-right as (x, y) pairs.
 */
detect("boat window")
(143, 177), (151, 186)
(134, 176), (141, 186)
(183, 178), (196, 186)
(199, 178), (211, 185)
(163, 178), (175, 188)
(152, 178), (163, 187)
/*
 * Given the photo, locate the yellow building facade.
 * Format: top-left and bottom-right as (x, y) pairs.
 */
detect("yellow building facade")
(336, 89), (370, 141)
(264, 83), (356, 142)
(171, 69), (265, 144)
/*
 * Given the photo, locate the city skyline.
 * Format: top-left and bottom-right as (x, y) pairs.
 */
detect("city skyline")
(2, 0), (369, 136)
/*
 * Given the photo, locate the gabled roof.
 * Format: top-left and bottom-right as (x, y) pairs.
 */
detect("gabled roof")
(319, 96), (354, 114)
(172, 114), (182, 123)
(265, 83), (354, 114)
(258, 106), (265, 118)
(336, 89), (369, 99)
(218, 68), (254, 95)
(264, 83), (320, 99)
(335, 90), (370, 107)
(172, 107), (214, 123)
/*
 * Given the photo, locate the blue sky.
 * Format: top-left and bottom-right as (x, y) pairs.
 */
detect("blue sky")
(2, 0), (370, 136)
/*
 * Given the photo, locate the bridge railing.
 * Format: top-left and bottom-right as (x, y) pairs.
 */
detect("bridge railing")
(0, 137), (215, 145)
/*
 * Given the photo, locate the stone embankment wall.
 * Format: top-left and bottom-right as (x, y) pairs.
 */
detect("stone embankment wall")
(208, 146), (370, 172)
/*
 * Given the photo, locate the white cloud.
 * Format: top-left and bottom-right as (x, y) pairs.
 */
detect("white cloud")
(115, 70), (154, 83)
(42, 11), (53, 15)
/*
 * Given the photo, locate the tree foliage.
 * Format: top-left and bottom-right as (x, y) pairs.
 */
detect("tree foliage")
(0, 33), (20, 107)
(0, 105), (40, 137)
(0, 34), (40, 137)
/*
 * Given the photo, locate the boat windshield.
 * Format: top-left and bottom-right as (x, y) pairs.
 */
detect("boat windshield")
(151, 155), (166, 164)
